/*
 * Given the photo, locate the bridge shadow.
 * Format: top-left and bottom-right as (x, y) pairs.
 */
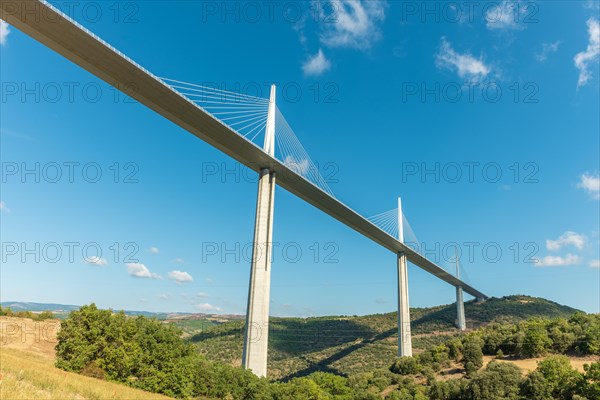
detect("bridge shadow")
(189, 321), (244, 342)
(410, 307), (456, 334)
(268, 317), (377, 356)
(277, 326), (397, 381)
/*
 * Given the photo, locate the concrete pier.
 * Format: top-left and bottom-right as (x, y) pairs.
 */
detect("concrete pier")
(242, 85), (276, 377)
(455, 255), (466, 331)
(456, 286), (466, 331)
(397, 198), (413, 357)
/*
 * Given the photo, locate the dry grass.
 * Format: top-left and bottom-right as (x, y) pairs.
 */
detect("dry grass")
(0, 348), (176, 400)
(0, 348), (175, 399)
(483, 355), (599, 374)
(0, 316), (175, 399)
(0, 316), (61, 358)
(436, 354), (599, 381)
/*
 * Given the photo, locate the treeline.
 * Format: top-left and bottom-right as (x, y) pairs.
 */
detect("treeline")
(55, 305), (599, 399)
(426, 356), (599, 400)
(478, 313), (600, 357)
(0, 306), (55, 321)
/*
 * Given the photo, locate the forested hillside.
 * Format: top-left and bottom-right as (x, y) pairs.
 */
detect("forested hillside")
(191, 295), (580, 378)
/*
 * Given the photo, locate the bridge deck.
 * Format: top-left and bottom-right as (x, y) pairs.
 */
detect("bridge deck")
(2, 0), (488, 300)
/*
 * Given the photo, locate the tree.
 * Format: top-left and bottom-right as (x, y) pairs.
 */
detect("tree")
(309, 372), (354, 399)
(37, 310), (55, 320)
(547, 318), (576, 353)
(271, 377), (328, 400)
(428, 379), (465, 400)
(522, 355), (582, 400)
(462, 335), (484, 375)
(464, 361), (522, 400)
(55, 304), (215, 399)
(521, 370), (553, 400)
(0, 306), (14, 316)
(521, 319), (552, 357)
(579, 361), (600, 399)
(55, 303), (114, 372)
(582, 320), (600, 355)
(390, 357), (420, 375)
(446, 338), (463, 362)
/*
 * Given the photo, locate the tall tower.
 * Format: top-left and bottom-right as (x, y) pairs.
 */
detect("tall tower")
(397, 197), (413, 356)
(242, 85), (277, 377)
(455, 252), (466, 331)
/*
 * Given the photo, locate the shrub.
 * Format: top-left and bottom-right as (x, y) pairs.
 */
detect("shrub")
(464, 361), (522, 400)
(462, 335), (484, 375)
(390, 357), (420, 375)
(521, 319), (552, 357)
(521, 355), (582, 400)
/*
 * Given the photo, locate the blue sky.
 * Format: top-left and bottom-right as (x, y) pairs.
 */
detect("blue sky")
(1, 0), (599, 316)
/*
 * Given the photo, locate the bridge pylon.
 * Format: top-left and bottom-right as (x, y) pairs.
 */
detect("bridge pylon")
(455, 253), (466, 331)
(242, 85), (277, 377)
(397, 197), (413, 357)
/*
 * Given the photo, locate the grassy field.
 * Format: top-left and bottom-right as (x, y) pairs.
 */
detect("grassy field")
(0, 348), (176, 400)
(0, 316), (176, 400)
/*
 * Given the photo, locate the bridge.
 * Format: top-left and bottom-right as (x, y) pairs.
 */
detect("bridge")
(1, 0), (488, 378)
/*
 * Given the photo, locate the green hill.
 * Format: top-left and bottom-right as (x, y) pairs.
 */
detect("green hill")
(189, 295), (581, 380)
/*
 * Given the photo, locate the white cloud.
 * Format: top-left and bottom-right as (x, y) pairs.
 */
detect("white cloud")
(158, 293), (170, 300)
(574, 18), (600, 88)
(168, 270), (194, 283)
(206, 277), (214, 284)
(589, 259), (600, 268)
(173, 258), (185, 264)
(584, 0), (600, 11)
(85, 256), (108, 267)
(126, 263), (161, 279)
(577, 173), (600, 199)
(485, 0), (527, 31)
(195, 303), (222, 312)
(0, 20), (10, 46)
(283, 155), (311, 176)
(196, 292), (209, 298)
(535, 41), (561, 62)
(546, 231), (586, 251)
(302, 49), (331, 76)
(319, 0), (387, 50)
(534, 253), (582, 267)
(0, 200), (10, 212)
(436, 37), (491, 81)
(149, 246), (160, 254)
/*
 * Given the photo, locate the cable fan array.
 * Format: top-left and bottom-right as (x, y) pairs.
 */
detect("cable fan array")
(273, 107), (335, 197)
(161, 77), (335, 197)
(160, 78), (271, 142)
(366, 208), (473, 284)
(159, 78), (473, 285)
(366, 208), (419, 245)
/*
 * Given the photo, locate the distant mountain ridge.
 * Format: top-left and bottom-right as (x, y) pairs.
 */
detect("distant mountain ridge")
(0, 301), (81, 312)
(0, 301), (238, 319)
